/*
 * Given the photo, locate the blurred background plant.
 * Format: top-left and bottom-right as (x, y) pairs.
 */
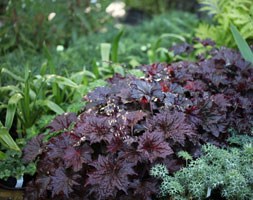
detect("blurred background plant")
(0, 0), (113, 53)
(196, 0), (253, 47)
(123, 0), (199, 15)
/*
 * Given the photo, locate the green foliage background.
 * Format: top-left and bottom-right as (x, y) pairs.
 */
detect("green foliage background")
(196, 0), (253, 47)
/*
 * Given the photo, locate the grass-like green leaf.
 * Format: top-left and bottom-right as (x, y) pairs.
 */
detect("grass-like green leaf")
(5, 93), (23, 130)
(0, 85), (21, 93)
(100, 43), (111, 68)
(44, 74), (78, 88)
(0, 151), (6, 160)
(230, 24), (253, 64)
(111, 29), (124, 63)
(1, 68), (24, 82)
(42, 100), (65, 115)
(0, 122), (20, 151)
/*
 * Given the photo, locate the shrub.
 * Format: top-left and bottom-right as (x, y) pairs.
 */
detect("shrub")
(150, 144), (253, 200)
(23, 42), (253, 199)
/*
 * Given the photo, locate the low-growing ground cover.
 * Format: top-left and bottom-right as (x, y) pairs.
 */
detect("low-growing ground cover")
(0, 1), (252, 199)
(23, 41), (253, 199)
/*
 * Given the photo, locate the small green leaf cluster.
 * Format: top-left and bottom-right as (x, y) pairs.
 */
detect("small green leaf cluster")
(196, 0), (253, 47)
(0, 149), (36, 180)
(151, 144), (253, 200)
(227, 128), (253, 147)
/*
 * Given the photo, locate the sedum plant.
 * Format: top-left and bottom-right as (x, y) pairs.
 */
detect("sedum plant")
(196, 0), (253, 47)
(22, 41), (253, 199)
(150, 144), (253, 200)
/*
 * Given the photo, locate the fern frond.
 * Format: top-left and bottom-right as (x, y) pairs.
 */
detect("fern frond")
(196, 0), (253, 47)
(198, 0), (226, 16)
(195, 23), (217, 41)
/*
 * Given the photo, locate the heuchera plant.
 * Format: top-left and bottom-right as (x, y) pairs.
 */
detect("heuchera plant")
(22, 41), (253, 200)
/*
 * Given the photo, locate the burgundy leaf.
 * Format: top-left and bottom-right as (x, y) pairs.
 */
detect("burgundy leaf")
(198, 38), (216, 46)
(107, 136), (124, 154)
(63, 144), (93, 171)
(141, 63), (166, 77)
(35, 175), (51, 196)
(47, 132), (78, 159)
(22, 134), (44, 163)
(85, 86), (112, 106)
(47, 112), (77, 132)
(131, 180), (158, 200)
(118, 145), (143, 165)
(199, 100), (228, 137)
(170, 42), (194, 55)
(163, 92), (177, 107)
(211, 94), (229, 112)
(37, 157), (59, 175)
(86, 155), (136, 199)
(130, 80), (164, 102)
(147, 110), (196, 146)
(184, 80), (207, 91)
(138, 131), (173, 162)
(124, 111), (147, 126)
(78, 115), (113, 144)
(185, 105), (202, 126)
(24, 181), (40, 200)
(51, 167), (79, 198)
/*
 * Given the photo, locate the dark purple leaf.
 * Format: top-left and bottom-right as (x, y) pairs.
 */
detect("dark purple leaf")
(147, 110), (196, 145)
(130, 80), (164, 102)
(138, 131), (173, 162)
(22, 134), (44, 163)
(124, 111), (146, 125)
(118, 145), (142, 165)
(77, 115), (113, 144)
(164, 92), (177, 107)
(131, 180), (158, 200)
(24, 181), (40, 200)
(51, 167), (79, 198)
(47, 112), (77, 132)
(184, 80), (207, 91)
(199, 38), (215, 46)
(35, 175), (51, 196)
(84, 86), (112, 107)
(86, 155), (136, 199)
(63, 144), (93, 171)
(107, 136), (124, 154)
(141, 63), (166, 77)
(47, 132), (78, 159)
(170, 42), (194, 55)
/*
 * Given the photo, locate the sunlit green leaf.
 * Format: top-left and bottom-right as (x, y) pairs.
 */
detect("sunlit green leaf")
(101, 43), (111, 68)
(0, 122), (20, 151)
(5, 93), (23, 130)
(0, 151), (6, 160)
(230, 24), (253, 64)
(1, 68), (24, 82)
(41, 100), (65, 115)
(0, 85), (21, 93)
(44, 74), (78, 88)
(111, 29), (124, 63)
